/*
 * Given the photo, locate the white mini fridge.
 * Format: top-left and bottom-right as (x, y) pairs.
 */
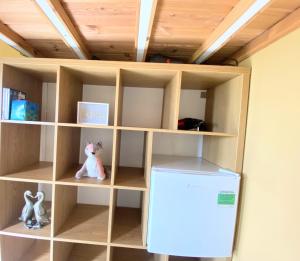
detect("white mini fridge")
(147, 155), (240, 258)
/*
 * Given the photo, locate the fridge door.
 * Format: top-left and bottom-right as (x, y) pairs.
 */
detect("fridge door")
(147, 169), (240, 257)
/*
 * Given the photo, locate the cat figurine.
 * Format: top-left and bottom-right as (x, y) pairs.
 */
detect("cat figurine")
(75, 142), (106, 180)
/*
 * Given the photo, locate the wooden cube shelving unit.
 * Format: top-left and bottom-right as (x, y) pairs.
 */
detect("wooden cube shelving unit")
(0, 58), (250, 261)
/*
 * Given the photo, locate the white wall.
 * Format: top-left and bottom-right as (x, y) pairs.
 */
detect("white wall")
(233, 28), (300, 261)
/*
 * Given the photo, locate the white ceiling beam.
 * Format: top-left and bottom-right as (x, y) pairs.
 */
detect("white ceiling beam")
(189, 0), (272, 64)
(34, 0), (91, 60)
(0, 21), (42, 57)
(135, 0), (158, 62)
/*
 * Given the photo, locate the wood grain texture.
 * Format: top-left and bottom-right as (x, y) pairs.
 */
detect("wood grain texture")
(34, 0), (91, 59)
(55, 126), (81, 180)
(162, 72), (181, 129)
(149, 0), (239, 62)
(0, 161), (53, 182)
(189, 0), (270, 63)
(57, 66), (82, 123)
(228, 7), (300, 63)
(56, 204), (109, 244)
(0, 124), (41, 176)
(111, 207), (142, 247)
(114, 167), (146, 190)
(0, 20), (41, 57)
(208, 0), (300, 64)
(1, 236), (50, 261)
(53, 185), (77, 236)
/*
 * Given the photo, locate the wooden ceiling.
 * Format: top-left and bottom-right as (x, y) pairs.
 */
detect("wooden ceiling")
(0, 0), (299, 64)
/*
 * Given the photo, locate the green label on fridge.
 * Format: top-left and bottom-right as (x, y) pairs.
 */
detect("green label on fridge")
(218, 193), (236, 205)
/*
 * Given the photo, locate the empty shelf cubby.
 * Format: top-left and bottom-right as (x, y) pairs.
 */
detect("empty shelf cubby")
(111, 189), (146, 247)
(53, 241), (107, 261)
(53, 185), (110, 244)
(0, 235), (50, 261)
(113, 130), (152, 190)
(117, 69), (180, 129)
(58, 66), (117, 126)
(0, 181), (52, 239)
(1, 64), (57, 123)
(55, 125), (113, 187)
(0, 123), (54, 182)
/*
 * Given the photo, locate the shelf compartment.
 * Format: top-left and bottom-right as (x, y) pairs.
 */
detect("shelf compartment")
(0, 123), (54, 181)
(1, 64), (57, 123)
(111, 246), (155, 261)
(53, 240), (107, 261)
(0, 181), (52, 239)
(110, 189), (146, 247)
(54, 185), (110, 244)
(180, 71), (243, 135)
(117, 69), (180, 129)
(111, 207), (142, 247)
(113, 130), (152, 190)
(0, 235), (50, 261)
(114, 167), (146, 190)
(58, 66), (116, 125)
(55, 126), (113, 186)
(153, 132), (203, 158)
(56, 165), (111, 188)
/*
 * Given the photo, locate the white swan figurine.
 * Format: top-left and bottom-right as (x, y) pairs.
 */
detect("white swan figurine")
(33, 191), (50, 228)
(19, 190), (34, 227)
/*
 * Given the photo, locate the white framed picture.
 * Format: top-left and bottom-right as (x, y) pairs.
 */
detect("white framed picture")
(77, 102), (109, 125)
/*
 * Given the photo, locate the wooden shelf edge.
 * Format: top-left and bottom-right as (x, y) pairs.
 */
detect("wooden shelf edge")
(109, 243), (147, 249)
(0, 176), (53, 184)
(116, 126), (235, 137)
(58, 122), (114, 129)
(1, 120), (55, 126)
(0, 231), (51, 241)
(54, 236), (108, 246)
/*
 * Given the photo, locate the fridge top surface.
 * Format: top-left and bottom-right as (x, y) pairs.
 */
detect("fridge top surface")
(152, 154), (240, 177)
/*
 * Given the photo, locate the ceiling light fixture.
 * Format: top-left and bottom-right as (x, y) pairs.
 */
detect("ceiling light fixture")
(195, 0), (270, 64)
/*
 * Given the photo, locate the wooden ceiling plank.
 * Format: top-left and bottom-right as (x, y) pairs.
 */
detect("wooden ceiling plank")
(189, 0), (272, 63)
(34, 0), (91, 60)
(0, 20), (42, 57)
(228, 7), (300, 63)
(136, 0), (158, 62)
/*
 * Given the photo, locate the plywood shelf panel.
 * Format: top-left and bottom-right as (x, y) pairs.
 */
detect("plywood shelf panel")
(56, 204), (109, 244)
(56, 165), (111, 188)
(114, 167), (146, 190)
(22, 240), (50, 261)
(111, 207), (143, 247)
(0, 161), (53, 183)
(112, 247), (154, 261)
(117, 126), (235, 137)
(58, 122), (114, 129)
(67, 244), (107, 261)
(1, 120), (55, 126)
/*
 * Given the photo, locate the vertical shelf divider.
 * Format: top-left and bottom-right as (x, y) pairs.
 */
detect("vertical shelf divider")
(162, 71), (181, 130)
(142, 131), (153, 246)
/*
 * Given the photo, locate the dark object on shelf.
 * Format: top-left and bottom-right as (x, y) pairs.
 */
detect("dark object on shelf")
(178, 118), (208, 131)
(147, 54), (184, 64)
